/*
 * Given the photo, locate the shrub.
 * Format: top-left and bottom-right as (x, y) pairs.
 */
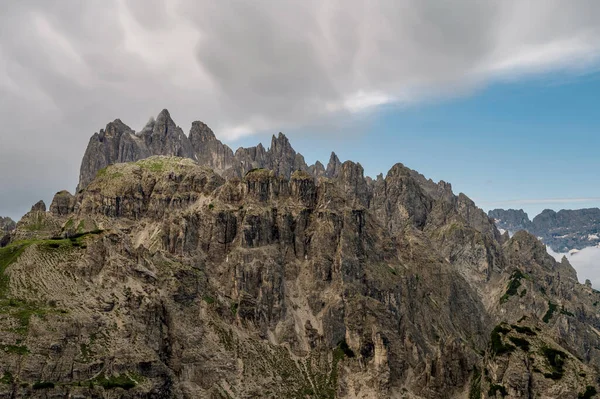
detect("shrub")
(508, 336), (530, 351)
(543, 302), (558, 323)
(579, 386), (597, 399)
(541, 346), (566, 380)
(488, 384), (508, 397)
(32, 381), (55, 390)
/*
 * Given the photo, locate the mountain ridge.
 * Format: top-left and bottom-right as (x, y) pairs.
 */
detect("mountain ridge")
(0, 110), (599, 397)
(489, 207), (600, 252)
(78, 109), (345, 192)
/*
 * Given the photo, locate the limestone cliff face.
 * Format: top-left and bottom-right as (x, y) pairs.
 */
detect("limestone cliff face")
(2, 115), (600, 398)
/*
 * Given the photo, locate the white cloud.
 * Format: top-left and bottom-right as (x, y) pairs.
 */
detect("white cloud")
(547, 246), (600, 288)
(1, 0), (600, 218)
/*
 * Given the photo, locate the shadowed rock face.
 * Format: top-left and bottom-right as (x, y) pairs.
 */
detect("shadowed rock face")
(489, 208), (600, 251)
(3, 112), (600, 398)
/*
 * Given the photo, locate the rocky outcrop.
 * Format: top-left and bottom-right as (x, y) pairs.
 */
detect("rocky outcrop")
(489, 208), (600, 251)
(49, 190), (75, 216)
(189, 120), (235, 172)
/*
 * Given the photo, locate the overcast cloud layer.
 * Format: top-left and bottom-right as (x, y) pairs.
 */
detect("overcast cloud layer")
(1, 1), (600, 219)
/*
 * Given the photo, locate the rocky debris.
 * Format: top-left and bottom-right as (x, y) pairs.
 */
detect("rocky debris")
(489, 208), (600, 251)
(0, 217), (15, 232)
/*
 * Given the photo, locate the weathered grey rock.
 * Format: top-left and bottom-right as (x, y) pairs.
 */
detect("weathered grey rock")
(140, 109), (195, 160)
(49, 190), (75, 216)
(189, 120), (235, 172)
(0, 216), (15, 232)
(325, 151), (342, 178)
(308, 160), (326, 178)
(77, 118), (148, 191)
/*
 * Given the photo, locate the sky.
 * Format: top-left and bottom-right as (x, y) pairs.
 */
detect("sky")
(1, 0), (600, 223)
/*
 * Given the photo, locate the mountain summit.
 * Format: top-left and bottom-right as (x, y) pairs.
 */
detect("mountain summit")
(1, 111), (599, 398)
(77, 109), (323, 192)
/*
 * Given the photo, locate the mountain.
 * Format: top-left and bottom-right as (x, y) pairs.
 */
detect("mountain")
(1, 110), (600, 398)
(0, 217), (15, 233)
(489, 208), (600, 252)
(77, 109), (328, 192)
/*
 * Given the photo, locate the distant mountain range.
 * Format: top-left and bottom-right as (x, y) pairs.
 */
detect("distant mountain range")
(488, 208), (600, 252)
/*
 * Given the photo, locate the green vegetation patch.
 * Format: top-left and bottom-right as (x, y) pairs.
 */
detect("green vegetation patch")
(500, 270), (525, 304)
(560, 306), (575, 317)
(1, 344), (29, 355)
(0, 371), (13, 384)
(511, 325), (536, 336)
(0, 298), (66, 335)
(578, 386), (598, 399)
(244, 168), (273, 181)
(93, 373), (137, 390)
(0, 241), (33, 295)
(543, 301), (558, 323)
(490, 325), (515, 356)
(291, 170), (312, 180)
(1, 231), (103, 296)
(32, 381), (55, 390)
(469, 367), (482, 399)
(508, 336), (530, 352)
(488, 384), (508, 397)
(541, 346), (567, 380)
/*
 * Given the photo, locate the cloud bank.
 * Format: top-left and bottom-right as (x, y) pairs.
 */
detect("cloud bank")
(547, 246), (600, 288)
(1, 1), (600, 218)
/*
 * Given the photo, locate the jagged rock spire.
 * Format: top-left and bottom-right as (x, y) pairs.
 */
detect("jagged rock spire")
(325, 152), (341, 178)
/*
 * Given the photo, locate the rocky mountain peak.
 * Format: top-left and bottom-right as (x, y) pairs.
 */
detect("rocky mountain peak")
(30, 200), (46, 213)
(49, 190), (75, 216)
(0, 216), (15, 233)
(189, 120), (217, 142)
(325, 151), (342, 178)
